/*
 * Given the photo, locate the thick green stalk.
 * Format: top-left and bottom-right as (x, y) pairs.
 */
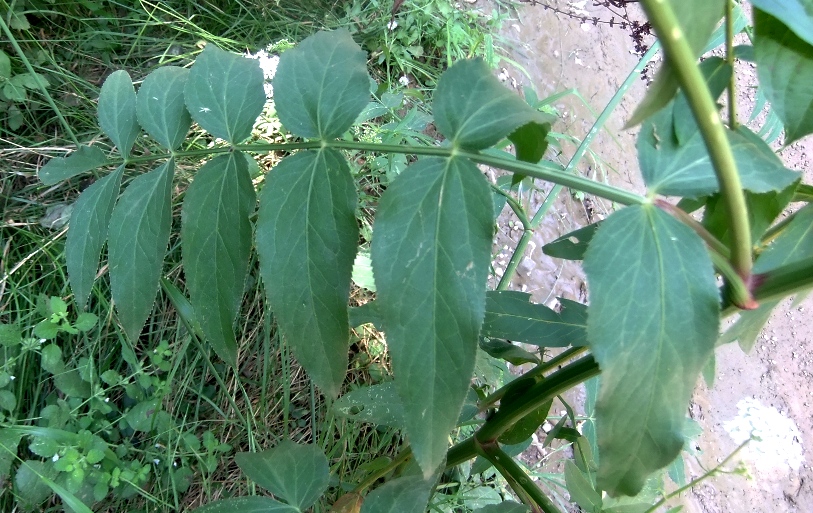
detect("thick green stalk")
(640, 0), (752, 279)
(476, 440), (563, 513)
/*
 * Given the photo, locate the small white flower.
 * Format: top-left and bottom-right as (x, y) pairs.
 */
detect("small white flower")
(104, 397), (110, 403)
(9, 375), (14, 381)
(387, 20), (398, 31)
(153, 459), (161, 465)
(38, 338), (46, 344)
(398, 75), (410, 87)
(52, 454), (60, 462)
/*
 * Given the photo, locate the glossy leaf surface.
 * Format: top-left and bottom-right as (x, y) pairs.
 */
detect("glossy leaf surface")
(108, 160), (174, 340)
(136, 66), (193, 150)
(182, 153), (255, 367)
(67, 165), (124, 309)
(195, 497), (297, 513)
(38, 145), (107, 186)
(257, 149), (357, 398)
(755, 10), (813, 144)
(750, 0), (813, 46)
(234, 440), (329, 510)
(98, 70), (141, 157)
(273, 29), (370, 139)
(639, 105), (798, 197)
(433, 59), (547, 150)
(185, 44), (265, 143)
(628, 0), (725, 125)
(360, 476), (432, 513)
(482, 291), (587, 347)
(583, 205), (719, 496)
(371, 156), (492, 476)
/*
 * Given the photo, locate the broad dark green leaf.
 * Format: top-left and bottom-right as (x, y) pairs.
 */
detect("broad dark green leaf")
(543, 222), (601, 261)
(257, 149), (357, 398)
(433, 59), (548, 150)
(508, 121), (551, 164)
(108, 160), (174, 340)
(234, 440), (329, 510)
(194, 497), (297, 513)
(565, 460), (603, 513)
(98, 70), (141, 157)
(702, 182), (797, 249)
(333, 382), (404, 428)
(136, 66), (193, 150)
(754, 203), (813, 274)
(482, 291), (587, 347)
(473, 503), (530, 513)
(371, 156), (492, 476)
(360, 476), (432, 513)
(348, 301), (383, 329)
(185, 44), (265, 143)
(182, 153), (255, 367)
(273, 29), (370, 139)
(627, 0), (725, 126)
(639, 105), (799, 197)
(38, 145), (107, 186)
(67, 165), (124, 310)
(755, 10), (813, 144)
(583, 205), (719, 496)
(750, 0), (813, 46)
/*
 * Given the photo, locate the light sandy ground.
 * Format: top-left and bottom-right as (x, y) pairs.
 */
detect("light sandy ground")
(485, 1), (813, 510)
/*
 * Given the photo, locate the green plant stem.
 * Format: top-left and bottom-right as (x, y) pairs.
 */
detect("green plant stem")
(0, 11), (80, 146)
(751, 256), (813, 304)
(640, 0), (752, 279)
(476, 440), (562, 513)
(492, 185), (532, 230)
(352, 447), (412, 493)
(643, 438), (750, 513)
(480, 346), (588, 410)
(725, 0), (738, 129)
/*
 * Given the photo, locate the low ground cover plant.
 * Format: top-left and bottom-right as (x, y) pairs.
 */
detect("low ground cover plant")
(2, 0), (813, 511)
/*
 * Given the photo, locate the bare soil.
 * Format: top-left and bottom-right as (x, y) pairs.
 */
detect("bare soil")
(485, 1), (813, 511)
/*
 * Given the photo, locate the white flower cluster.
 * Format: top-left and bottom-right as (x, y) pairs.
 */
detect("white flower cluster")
(247, 49), (280, 99)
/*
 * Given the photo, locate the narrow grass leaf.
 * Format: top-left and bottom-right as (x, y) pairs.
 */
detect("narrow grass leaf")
(194, 497), (298, 513)
(235, 440), (329, 510)
(38, 145), (107, 185)
(67, 165), (124, 310)
(257, 149), (357, 398)
(749, 0), (813, 46)
(185, 44), (265, 143)
(136, 66), (193, 150)
(360, 475), (432, 513)
(639, 105), (799, 197)
(182, 152), (255, 367)
(473, 503), (530, 513)
(98, 70), (141, 157)
(482, 291), (586, 347)
(755, 10), (813, 144)
(583, 205), (719, 496)
(433, 59), (549, 150)
(108, 160), (174, 340)
(371, 156), (492, 476)
(627, 0), (725, 126)
(273, 29), (370, 139)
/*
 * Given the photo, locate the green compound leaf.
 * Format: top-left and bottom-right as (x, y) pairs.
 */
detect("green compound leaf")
(627, 0), (725, 126)
(750, 0), (813, 46)
(257, 149), (357, 398)
(755, 10), (813, 144)
(181, 153), (255, 367)
(482, 291), (587, 347)
(38, 145), (107, 186)
(639, 104), (799, 197)
(360, 475), (433, 513)
(371, 156), (493, 477)
(98, 70), (141, 157)
(273, 29), (370, 139)
(433, 59), (548, 150)
(583, 205), (719, 496)
(136, 66), (193, 150)
(234, 440), (329, 510)
(333, 382), (404, 428)
(195, 497), (297, 513)
(185, 44), (265, 144)
(508, 121), (551, 164)
(67, 165), (124, 310)
(108, 160), (174, 340)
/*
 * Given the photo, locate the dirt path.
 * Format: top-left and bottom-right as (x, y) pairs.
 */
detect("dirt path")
(488, 1), (813, 511)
